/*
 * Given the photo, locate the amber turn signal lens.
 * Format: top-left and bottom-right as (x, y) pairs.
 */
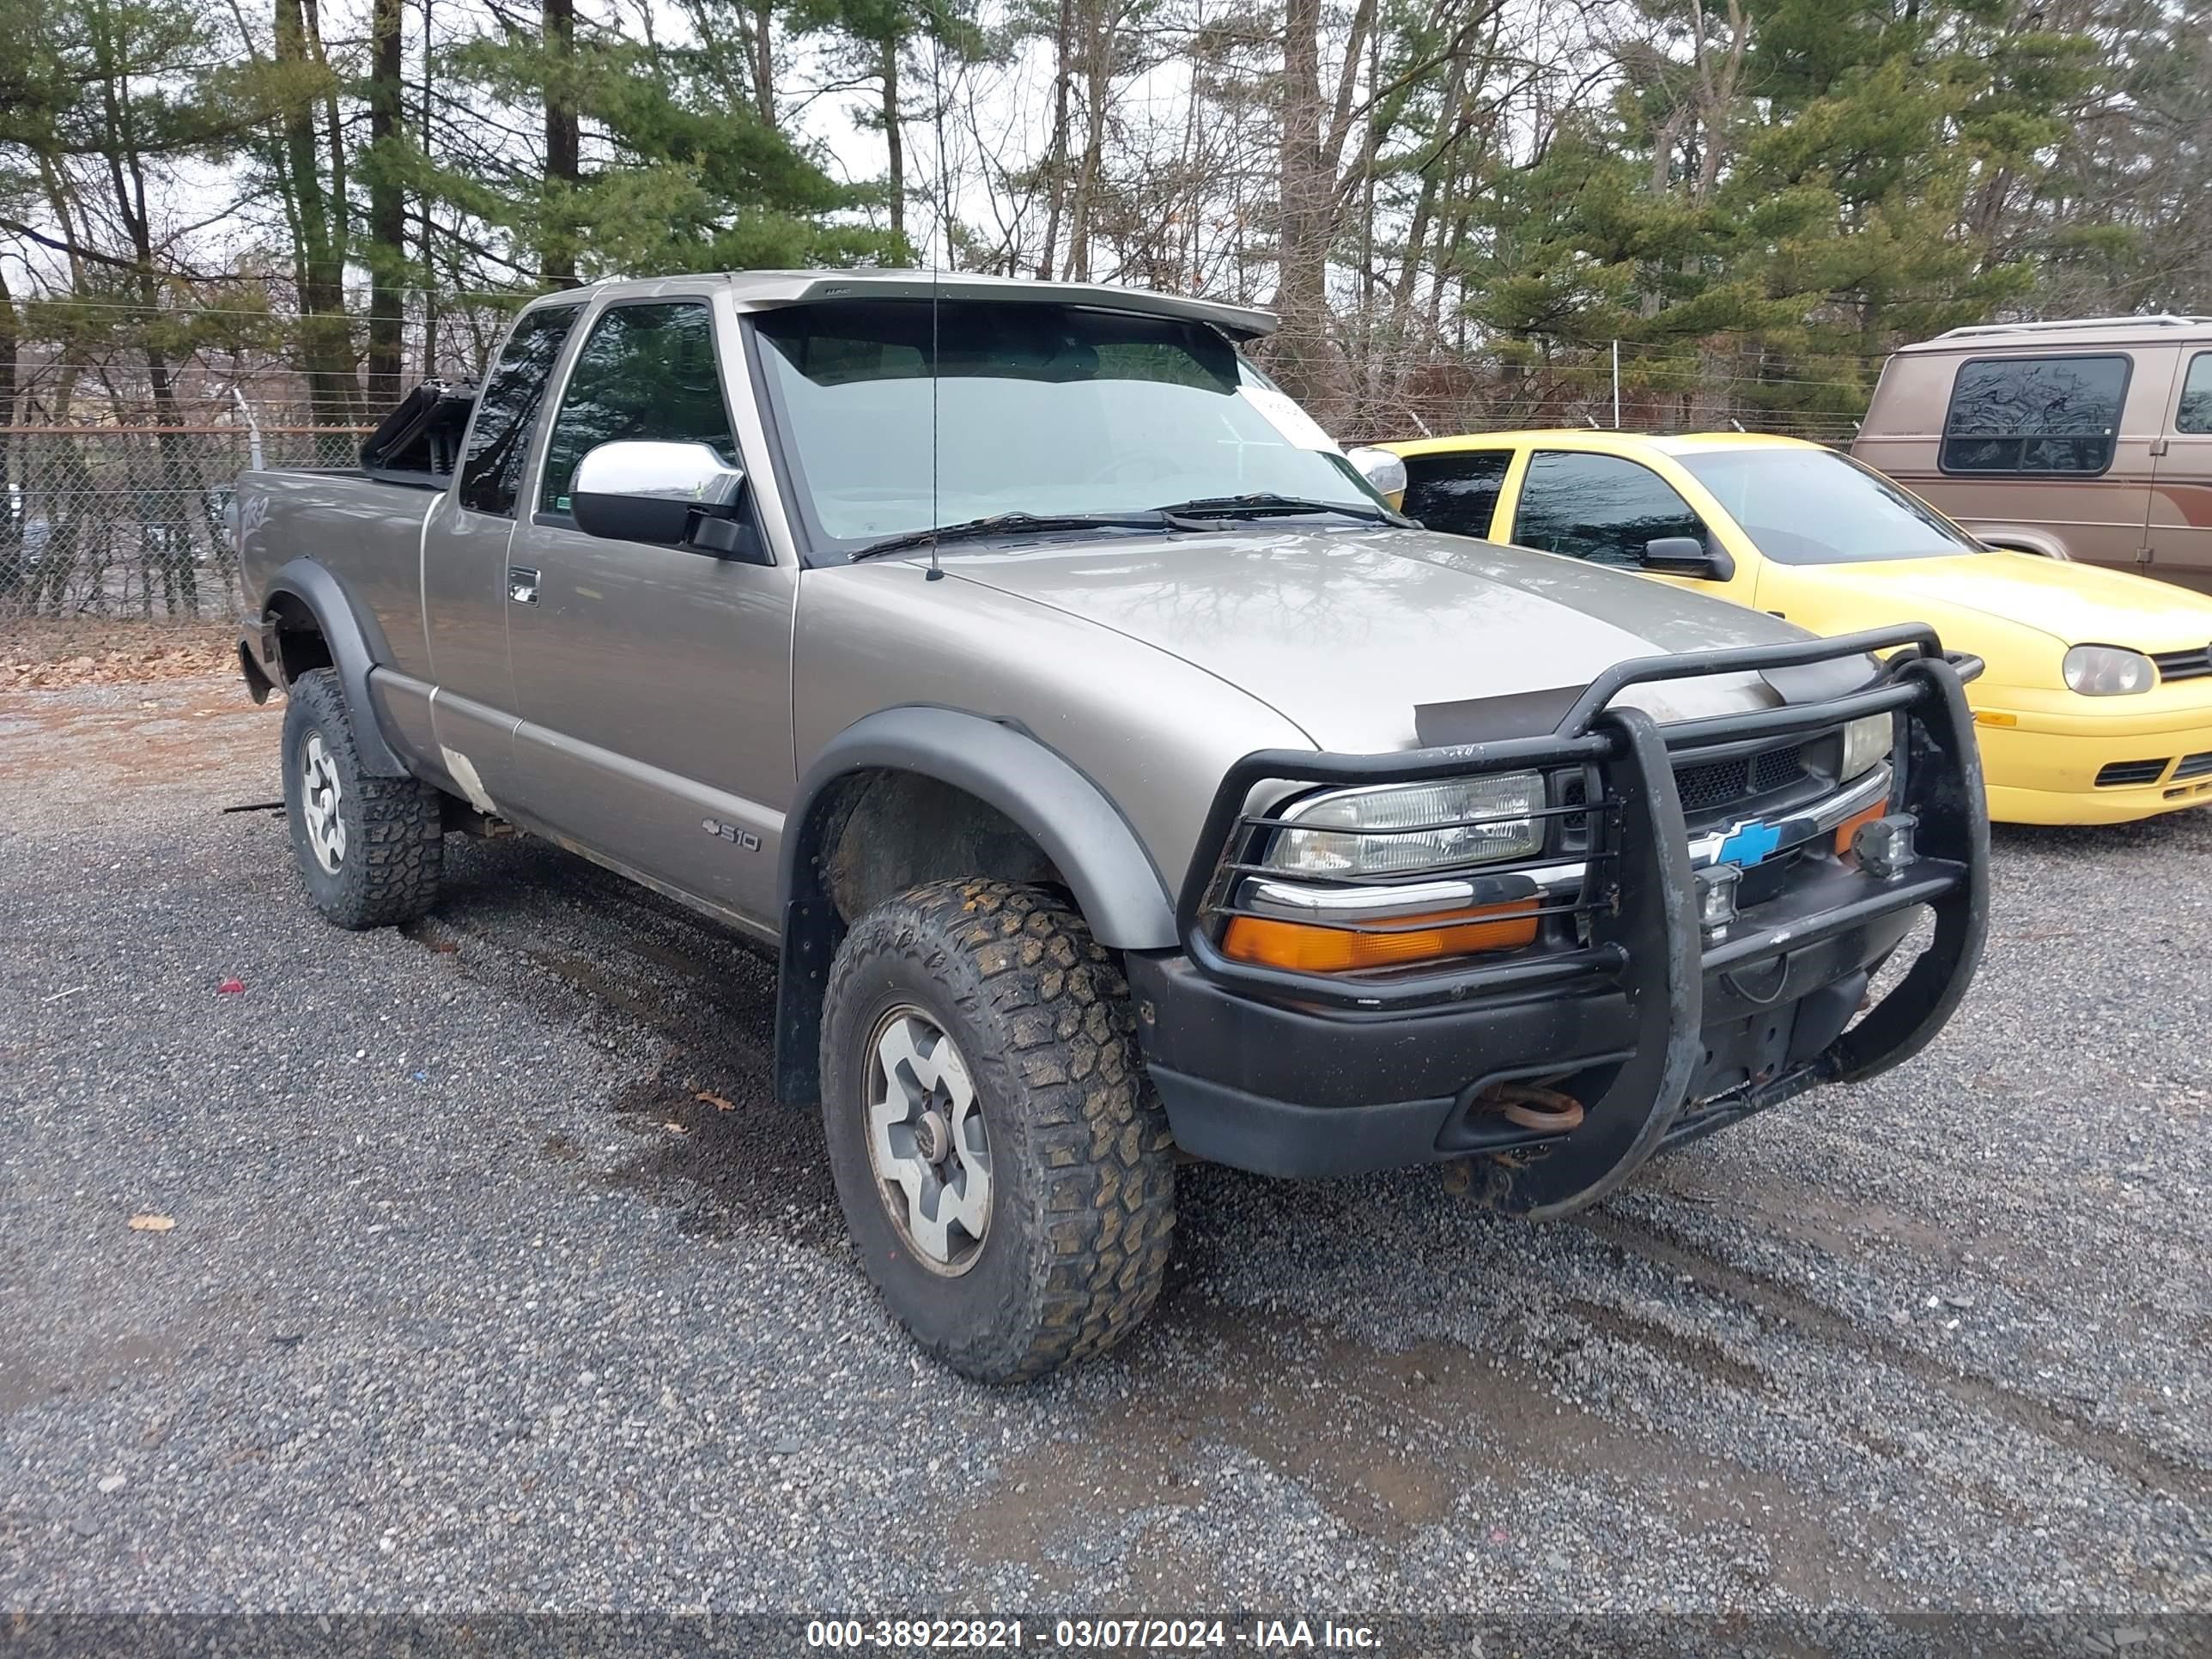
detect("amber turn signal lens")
(1221, 900), (1539, 973)
(1833, 799), (1888, 857)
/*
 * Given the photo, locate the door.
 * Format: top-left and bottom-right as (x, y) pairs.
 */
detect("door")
(422, 301), (586, 812)
(2148, 349), (2212, 593)
(503, 295), (798, 932)
(1498, 448), (1760, 607)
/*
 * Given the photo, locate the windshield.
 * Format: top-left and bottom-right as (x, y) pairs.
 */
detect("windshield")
(750, 300), (1381, 556)
(1676, 447), (1981, 565)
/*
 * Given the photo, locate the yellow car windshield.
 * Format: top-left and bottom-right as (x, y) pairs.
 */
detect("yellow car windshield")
(1678, 447), (1980, 566)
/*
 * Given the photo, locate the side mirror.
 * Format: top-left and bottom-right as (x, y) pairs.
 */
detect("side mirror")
(1642, 535), (1735, 581)
(570, 440), (766, 562)
(1344, 445), (1408, 511)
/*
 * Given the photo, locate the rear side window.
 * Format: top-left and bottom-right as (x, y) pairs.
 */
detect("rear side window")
(1511, 451), (1705, 568)
(2176, 353), (2212, 434)
(457, 305), (582, 516)
(539, 301), (738, 514)
(1940, 354), (2130, 475)
(1402, 451), (1511, 538)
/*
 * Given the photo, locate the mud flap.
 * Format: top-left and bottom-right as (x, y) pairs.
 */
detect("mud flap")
(1475, 707), (1705, 1218)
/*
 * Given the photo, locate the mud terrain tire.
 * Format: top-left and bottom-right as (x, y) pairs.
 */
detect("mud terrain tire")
(280, 667), (442, 930)
(821, 879), (1177, 1382)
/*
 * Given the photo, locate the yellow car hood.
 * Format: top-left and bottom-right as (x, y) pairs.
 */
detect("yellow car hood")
(1763, 551), (2212, 653)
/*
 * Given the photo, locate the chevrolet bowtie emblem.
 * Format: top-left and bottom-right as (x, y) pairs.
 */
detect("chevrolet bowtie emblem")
(1716, 818), (1784, 868)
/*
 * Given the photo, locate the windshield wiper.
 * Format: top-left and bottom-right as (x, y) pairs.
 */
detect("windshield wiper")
(851, 510), (1176, 562)
(1151, 492), (1414, 528)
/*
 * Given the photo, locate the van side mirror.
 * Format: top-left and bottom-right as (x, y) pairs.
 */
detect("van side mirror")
(1642, 535), (1735, 581)
(570, 440), (769, 563)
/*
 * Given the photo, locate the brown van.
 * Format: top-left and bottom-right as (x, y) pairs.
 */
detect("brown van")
(1853, 315), (2212, 594)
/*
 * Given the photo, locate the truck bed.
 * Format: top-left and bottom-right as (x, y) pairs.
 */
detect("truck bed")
(237, 469), (441, 684)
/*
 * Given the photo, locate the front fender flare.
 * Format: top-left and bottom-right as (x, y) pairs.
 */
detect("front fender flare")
(772, 706), (1178, 1103)
(260, 556), (407, 777)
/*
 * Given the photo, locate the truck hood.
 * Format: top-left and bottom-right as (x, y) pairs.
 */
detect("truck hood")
(926, 525), (1814, 751)
(1765, 550), (2212, 653)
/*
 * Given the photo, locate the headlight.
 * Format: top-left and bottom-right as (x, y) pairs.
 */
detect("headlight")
(1265, 773), (1543, 877)
(2063, 644), (2154, 696)
(1840, 714), (1893, 781)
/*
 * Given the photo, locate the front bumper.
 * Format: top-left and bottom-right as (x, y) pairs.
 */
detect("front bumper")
(1137, 629), (1990, 1217)
(1972, 702), (2212, 823)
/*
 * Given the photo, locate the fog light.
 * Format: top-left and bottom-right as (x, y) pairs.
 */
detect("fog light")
(1696, 864), (1741, 941)
(1853, 813), (1918, 879)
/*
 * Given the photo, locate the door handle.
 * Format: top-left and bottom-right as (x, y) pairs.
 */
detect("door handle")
(507, 565), (540, 605)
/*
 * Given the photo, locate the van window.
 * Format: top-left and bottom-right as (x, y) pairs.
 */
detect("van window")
(2176, 353), (2212, 434)
(1402, 451), (1512, 538)
(1940, 354), (2130, 476)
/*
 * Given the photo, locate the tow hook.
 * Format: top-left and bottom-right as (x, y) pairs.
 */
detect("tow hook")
(1475, 1081), (1587, 1133)
(1440, 1084), (1589, 1199)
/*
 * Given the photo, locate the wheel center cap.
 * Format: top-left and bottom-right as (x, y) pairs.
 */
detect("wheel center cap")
(913, 1109), (951, 1166)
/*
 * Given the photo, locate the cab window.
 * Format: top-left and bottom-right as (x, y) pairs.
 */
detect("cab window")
(1401, 450), (1512, 538)
(2176, 353), (2212, 434)
(1510, 451), (1705, 568)
(538, 301), (738, 515)
(456, 304), (582, 517)
(1940, 353), (2130, 475)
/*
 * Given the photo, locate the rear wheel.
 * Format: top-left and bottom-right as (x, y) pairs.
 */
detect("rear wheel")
(820, 879), (1176, 1382)
(280, 667), (442, 929)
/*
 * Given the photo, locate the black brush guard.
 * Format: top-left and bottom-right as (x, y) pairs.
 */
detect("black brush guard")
(1169, 625), (1990, 1217)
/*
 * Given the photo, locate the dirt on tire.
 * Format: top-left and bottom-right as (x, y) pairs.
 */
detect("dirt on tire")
(820, 878), (1177, 1383)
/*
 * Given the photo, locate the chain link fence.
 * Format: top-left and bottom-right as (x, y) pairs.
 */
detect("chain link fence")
(2, 422), (369, 623)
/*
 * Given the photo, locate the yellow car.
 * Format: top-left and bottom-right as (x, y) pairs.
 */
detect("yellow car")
(1376, 430), (2212, 825)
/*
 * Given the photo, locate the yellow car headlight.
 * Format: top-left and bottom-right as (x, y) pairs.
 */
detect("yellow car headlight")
(2063, 644), (2154, 696)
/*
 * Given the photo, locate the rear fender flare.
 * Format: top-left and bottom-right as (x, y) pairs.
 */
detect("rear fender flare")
(261, 556), (408, 777)
(773, 706), (1177, 1103)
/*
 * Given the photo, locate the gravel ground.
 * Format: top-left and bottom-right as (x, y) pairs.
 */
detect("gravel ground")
(2, 675), (2208, 1646)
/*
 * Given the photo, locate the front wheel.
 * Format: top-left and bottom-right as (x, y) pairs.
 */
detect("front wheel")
(820, 880), (1177, 1382)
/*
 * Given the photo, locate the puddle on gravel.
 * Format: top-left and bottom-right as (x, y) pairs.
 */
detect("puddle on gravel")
(946, 1301), (1907, 1605)
(0, 1331), (176, 1417)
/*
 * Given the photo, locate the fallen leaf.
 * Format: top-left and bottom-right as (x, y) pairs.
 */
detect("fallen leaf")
(217, 977), (245, 994)
(695, 1091), (735, 1112)
(662, 1121), (687, 1134)
(128, 1213), (176, 1232)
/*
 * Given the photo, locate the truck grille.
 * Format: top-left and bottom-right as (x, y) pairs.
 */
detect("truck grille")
(1674, 744), (1808, 815)
(2153, 647), (2212, 683)
(1555, 740), (1816, 853)
(2095, 757), (2169, 787)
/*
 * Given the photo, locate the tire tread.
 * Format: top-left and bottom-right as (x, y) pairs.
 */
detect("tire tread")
(822, 878), (1176, 1382)
(282, 668), (442, 929)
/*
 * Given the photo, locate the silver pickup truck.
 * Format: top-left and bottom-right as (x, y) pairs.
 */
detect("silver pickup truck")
(235, 270), (1989, 1382)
